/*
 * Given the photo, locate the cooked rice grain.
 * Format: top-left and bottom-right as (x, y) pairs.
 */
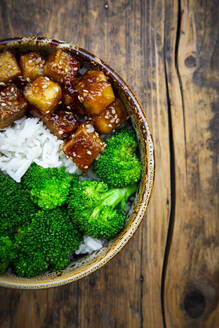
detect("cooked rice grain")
(0, 117), (80, 182)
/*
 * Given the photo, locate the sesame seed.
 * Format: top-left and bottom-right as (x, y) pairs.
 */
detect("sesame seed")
(42, 85), (47, 89)
(111, 109), (116, 114)
(58, 101), (62, 104)
(87, 150), (92, 155)
(108, 124), (112, 127)
(73, 67), (78, 71)
(1, 103), (6, 106)
(115, 119), (120, 124)
(67, 105), (71, 109)
(78, 95), (84, 103)
(84, 165), (88, 169)
(86, 124), (94, 133)
(35, 57), (42, 63)
(58, 130), (64, 135)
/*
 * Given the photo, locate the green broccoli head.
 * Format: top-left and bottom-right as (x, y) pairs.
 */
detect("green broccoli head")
(22, 163), (78, 210)
(0, 173), (36, 236)
(21, 162), (50, 189)
(68, 179), (137, 240)
(0, 235), (16, 274)
(13, 253), (49, 278)
(80, 206), (126, 240)
(68, 180), (108, 218)
(94, 128), (142, 188)
(13, 208), (82, 277)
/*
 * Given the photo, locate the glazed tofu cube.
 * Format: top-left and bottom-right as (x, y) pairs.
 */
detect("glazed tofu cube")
(75, 70), (115, 115)
(0, 51), (21, 83)
(0, 84), (27, 128)
(92, 99), (127, 134)
(62, 123), (104, 171)
(20, 52), (45, 81)
(28, 105), (43, 118)
(62, 79), (85, 115)
(44, 49), (80, 84)
(24, 76), (62, 115)
(63, 92), (85, 115)
(42, 109), (79, 139)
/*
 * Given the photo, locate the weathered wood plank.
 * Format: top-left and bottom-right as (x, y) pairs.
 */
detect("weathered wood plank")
(164, 0), (219, 326)
(0, 1), (170, 327)
(140, 0), (171, 326)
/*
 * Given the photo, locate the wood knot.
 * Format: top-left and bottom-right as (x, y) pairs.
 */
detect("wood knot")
(184, 289), (205, 318)
(183, 279), (218, 320)
(184, 55), (197, 69)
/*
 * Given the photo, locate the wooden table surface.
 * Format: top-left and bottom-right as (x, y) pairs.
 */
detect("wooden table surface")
(0, 0), (218, 327)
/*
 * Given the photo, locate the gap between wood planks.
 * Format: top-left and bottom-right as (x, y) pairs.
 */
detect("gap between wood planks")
(161, 0), (181, 327)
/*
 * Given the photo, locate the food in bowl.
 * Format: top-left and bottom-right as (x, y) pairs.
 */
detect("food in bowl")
(0, 47), (143, 278)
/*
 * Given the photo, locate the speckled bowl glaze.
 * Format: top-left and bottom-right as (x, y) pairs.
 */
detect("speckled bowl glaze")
(0, 37), (155, 289)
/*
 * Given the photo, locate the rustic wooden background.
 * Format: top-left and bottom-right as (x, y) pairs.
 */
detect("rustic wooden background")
(0, 0), (218, 327)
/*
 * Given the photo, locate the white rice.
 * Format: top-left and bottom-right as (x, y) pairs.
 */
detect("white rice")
(75, 236), (104, 255)
(0, 116), (81, 182)
(0, 116), (104, 254)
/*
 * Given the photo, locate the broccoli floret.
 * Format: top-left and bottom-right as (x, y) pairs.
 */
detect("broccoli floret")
(13, 208), (82, 277)
(0, 173), (36, 236)
(94, 128), (142, 188)
(68, 180), (108, 216)
(22, 163), (78, 210)
(68, 179), (137, 239)
(82, 206), (126, 240)
(0, 235), (16, 273)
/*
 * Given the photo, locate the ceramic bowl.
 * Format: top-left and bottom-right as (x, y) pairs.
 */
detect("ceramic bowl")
(0, 37), (155, 289)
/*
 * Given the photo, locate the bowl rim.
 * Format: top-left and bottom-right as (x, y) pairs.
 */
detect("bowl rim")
(0, 37), (155, 289)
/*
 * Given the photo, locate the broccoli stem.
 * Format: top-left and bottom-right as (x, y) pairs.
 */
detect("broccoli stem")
(100, 183), (137, 211)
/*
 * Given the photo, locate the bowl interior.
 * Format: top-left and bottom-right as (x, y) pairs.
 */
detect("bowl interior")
(0, 37), (154, 289)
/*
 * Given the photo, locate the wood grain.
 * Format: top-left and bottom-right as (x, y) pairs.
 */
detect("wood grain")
(164, 0), (219, 327)
(0, 1), (170, 327)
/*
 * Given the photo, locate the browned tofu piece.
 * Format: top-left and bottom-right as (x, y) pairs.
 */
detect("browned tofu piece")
(42, 110), (79, 139)
(0, 51), (21, 83)
(44, 49), (80, 84)
(24, 76), (62, 115)
(61, 79), (85, 115)
(62, 123), (104, 171)
(75, 70), (115, 115)
(63, 92), (85, 116)
(0, 84), (27, 128)
(28, 105), (44, 119)
(92, 99), (127, 134)
(20, 52), (45, 81)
